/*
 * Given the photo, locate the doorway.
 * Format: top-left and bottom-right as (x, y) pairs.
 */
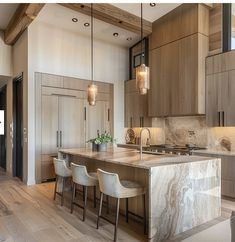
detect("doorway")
(13, 75), (23, 180)
(0, 85), (7, 170)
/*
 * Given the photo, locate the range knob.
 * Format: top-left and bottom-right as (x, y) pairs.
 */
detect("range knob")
(177, 152), (181, 155)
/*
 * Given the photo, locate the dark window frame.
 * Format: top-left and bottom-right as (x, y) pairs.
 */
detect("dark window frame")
(223, 3), (232, 52)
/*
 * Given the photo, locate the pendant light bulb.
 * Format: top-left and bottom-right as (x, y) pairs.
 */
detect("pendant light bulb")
(136, 63), (150, 95)
(87, 3), (98, 106)
(135, 3), (150, 95)
(87, 83), (98, 106)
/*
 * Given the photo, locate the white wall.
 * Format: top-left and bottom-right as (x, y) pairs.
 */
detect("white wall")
(27, 21), (128, 184)
(0, 31), (12, 77)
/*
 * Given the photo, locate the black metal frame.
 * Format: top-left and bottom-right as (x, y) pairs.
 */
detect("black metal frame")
(223, 3), (232, 52)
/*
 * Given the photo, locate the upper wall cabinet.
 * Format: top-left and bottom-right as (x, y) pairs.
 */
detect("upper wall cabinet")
(148, 4), (209, 117)
(206, 50), (235, 126)
(125, 79), (151, 128)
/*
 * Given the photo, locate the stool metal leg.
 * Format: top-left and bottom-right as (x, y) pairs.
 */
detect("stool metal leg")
(143, 194), (147, 234)
(93, 186), (96, 208)
(126, 198), (129, 223)
(83, 186), (88, 221)
(97, 192), (103, 229)
(71, 182), (76, 214)
(83, 186), (85, 201)
(106, 195), (109, 214)
(61, 177), (65, 206)
(54, 175), (58, 200)
(114, 198), (120, 242)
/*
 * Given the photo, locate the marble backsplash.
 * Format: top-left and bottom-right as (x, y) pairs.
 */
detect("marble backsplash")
(158, 116), (235, 151)
(124, 116), (235, 151)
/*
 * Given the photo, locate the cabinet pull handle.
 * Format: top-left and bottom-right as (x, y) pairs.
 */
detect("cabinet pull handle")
(218, 112), (220, 126)
(56, 131), (59, 147)
(142, 117), (144, 127)
(130, 117), (133, 128)
(60, 131), (62, 147)
(222, 111), (225, 126)
(108, 108), (110, 122)
(84, 107), (86, 121)
(140, 117), (142, 127)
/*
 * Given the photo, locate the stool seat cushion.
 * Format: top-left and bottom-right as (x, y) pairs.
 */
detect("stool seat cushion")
(120, 180), (146, 198)
(89, 172), (98, 180)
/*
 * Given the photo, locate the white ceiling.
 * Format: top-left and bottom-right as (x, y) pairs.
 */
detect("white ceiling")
(36, 3), (181, 48)
(36, 4), (140, 48)
(111, 3), (181, 22)
(0, 3), (19, 30)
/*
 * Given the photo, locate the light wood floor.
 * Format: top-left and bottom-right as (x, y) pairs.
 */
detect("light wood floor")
(0, 170), (234, 242)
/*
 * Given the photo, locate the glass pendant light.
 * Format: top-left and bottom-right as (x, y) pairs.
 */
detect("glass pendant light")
(136, 3), (150, 95)
(87, 3), (98, 106)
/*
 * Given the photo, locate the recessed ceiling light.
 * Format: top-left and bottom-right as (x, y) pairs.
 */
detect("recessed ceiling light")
(84, 22), (90, 27)
(113, 32), (119, 37)
(127, 37), (132, 41)
(72, 18), (78, 22)
(150, 3), (156, 7)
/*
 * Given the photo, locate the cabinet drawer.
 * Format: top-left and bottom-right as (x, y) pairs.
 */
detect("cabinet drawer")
(42, 73), (63, 88)
(41, 154), (57, 182)
(221, 156), (235, 180)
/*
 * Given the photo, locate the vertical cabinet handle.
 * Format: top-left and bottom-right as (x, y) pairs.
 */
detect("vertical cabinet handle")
(130, 117), (133, 128)
(84, 107), (86, 121)
(218, 112), (220, 126)
(60, 131), (62, 147)
(56, 131), (59, 147)
(142, 117), (144, 127)
(140, 117), (142, 127)
(108, 108), (110, 122)
(222, 111), (225, 126)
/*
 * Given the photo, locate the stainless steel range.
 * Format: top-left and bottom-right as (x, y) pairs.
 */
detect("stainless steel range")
(142, 144), (206, 156)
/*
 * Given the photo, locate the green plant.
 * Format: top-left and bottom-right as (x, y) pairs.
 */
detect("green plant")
(87, 131), (116, 145)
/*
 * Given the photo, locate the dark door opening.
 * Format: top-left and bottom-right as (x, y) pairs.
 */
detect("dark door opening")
(0, 85), (7, 170)
(13, 75), (23, 180)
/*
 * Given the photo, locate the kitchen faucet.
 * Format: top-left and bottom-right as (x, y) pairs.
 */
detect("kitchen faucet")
(140, 128), (151, 160)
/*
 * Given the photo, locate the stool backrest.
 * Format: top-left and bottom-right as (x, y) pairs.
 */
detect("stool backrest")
(53, 158), (71, 177)
(97, 169), (123, 198)
(71, 163), (97, 186)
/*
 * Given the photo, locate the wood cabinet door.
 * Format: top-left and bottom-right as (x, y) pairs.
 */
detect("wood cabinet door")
(226, 70), (235, 126)
(206, 74), (219, 126)
(177, 34), (197, 115)
(59, 97), (86, 148)
(86, 100), (110, 141)
(148, 47), (168, 116)
(41, 95), (59, 155)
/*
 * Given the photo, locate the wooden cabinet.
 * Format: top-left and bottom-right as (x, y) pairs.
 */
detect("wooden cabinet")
(193, 152), (235, 198)
(125, 79), (151, 128)
(149, 33), (208, 117)
(206, 53), (235, 126)
(35, 72), (113, 183)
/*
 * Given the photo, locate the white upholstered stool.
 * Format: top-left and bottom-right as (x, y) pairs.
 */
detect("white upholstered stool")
(96, 169), (146, 242)
(53, 158), (72, 206)
(70, 163), (98, 221)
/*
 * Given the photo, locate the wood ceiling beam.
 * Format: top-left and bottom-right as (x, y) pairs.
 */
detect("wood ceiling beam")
(59, 3), (152, 36)
(4, 3), (45, 45)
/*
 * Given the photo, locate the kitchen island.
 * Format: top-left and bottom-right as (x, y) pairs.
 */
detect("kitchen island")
(58, 147), (221, 241)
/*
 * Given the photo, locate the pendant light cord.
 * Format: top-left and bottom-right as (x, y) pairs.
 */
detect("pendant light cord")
(141, 3), (143, 65)
(91, 3), (94, 82)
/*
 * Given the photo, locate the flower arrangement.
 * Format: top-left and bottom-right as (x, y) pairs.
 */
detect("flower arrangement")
(87, 131), (116, 151)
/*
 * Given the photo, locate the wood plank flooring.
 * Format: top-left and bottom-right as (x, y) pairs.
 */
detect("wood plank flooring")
(0, 169), (234, 242)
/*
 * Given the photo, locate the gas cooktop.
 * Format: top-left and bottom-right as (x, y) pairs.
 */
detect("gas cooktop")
(143, 144), (207, 156)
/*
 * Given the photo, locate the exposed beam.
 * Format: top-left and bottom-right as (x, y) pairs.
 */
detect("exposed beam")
(4, 3), (45, 45)
(59, 3), (152, 36)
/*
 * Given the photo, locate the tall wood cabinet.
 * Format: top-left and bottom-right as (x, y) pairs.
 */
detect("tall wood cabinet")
(206, 51), (235, 126)
(148, 4), (209, 117)
(125, 79), (151, 128)
(36, 73), (113, 183)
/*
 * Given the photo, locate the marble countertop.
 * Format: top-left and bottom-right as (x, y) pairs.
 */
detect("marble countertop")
(59, 147), (217, 170)
(193, 149), (235, 157)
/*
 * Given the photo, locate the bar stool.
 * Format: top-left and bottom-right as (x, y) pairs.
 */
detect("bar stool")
(53, 158), (72, 206)
(96, 169), (146, 242)
(70, 163), (98, 221)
